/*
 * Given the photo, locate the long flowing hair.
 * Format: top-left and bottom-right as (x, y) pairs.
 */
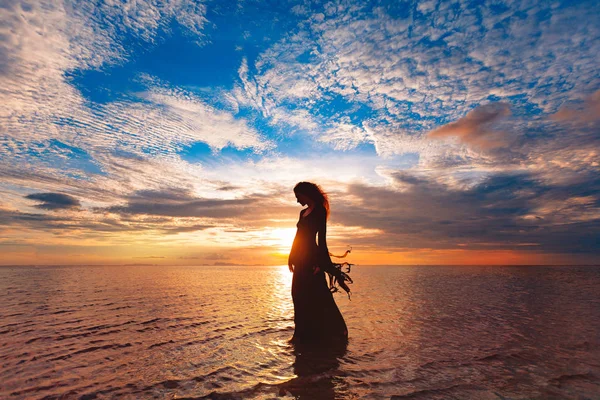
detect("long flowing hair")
(294, 181), (330, 220)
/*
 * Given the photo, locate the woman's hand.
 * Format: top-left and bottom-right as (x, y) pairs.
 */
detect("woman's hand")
(339, 279), (351, 294)
(288, 257), (294, 273)
(337, 276), (350, 293)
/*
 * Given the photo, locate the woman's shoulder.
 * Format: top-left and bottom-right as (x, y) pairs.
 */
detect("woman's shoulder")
(299, 208), (310, 220)
(313, 205), (327, 219)
(300, 205), (327, 219)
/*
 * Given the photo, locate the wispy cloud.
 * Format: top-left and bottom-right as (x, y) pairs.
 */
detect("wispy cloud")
(0, 0), (273, 227)
(1, 0), (207, 142)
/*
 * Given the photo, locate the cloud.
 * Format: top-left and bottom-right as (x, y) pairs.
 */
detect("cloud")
(1, 0), (269, 209)
(321, 118), (373, 151)
(101, 187), (290, 220)
(0, 0), (268, 220)
(45, 84), (274, 162)
(331, 170), (600, 254)
(1, 0), (207, 143)
(0, 202), (213, 238)
(132, 87), (272, 152)
(0, 151), (387, 249)
(0, 207), (124, 235)
(205, 253), (227, 260)
(427, 103), (512, 149)
(24, 192), (81, 211)
(233, 0), (600, 157)
(552, 90), (600, 123)
(133, 256), (165, 259)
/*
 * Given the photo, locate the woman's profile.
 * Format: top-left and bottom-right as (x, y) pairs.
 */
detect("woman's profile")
(288, 181), (352, 344)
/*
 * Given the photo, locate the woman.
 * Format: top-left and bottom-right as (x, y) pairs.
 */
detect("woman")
(288, 181), (352, 344)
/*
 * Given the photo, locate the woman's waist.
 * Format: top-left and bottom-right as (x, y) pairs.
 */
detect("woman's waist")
(291, 248), (317, 262)
(291, 248), (330, 264)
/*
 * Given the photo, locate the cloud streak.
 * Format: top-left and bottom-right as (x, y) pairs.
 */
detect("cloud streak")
(24, 193), (82, 211)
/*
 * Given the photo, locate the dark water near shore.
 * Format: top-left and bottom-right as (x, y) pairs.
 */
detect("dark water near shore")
(1, 265), (599, 399)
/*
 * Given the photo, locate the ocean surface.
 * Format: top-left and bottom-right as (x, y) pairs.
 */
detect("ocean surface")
(1, 265), (599, 399)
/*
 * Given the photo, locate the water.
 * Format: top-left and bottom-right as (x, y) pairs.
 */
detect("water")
(1, 265), (599, 399)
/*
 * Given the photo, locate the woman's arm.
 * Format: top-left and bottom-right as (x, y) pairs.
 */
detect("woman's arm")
(317, 213), (334, 269)
(288, 210), (303, 272)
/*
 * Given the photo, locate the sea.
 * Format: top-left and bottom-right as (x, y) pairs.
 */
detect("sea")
(1, 265), (599, 399)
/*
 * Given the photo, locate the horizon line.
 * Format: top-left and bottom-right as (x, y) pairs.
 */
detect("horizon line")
(1, 263), (599, 268)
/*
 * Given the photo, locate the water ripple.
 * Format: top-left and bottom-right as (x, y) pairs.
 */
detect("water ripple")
(0, 265), (599, 399)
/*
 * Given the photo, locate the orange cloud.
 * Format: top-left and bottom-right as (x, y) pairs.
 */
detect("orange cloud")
(552, 90), (600, 122)
(428, 102), (511, 149)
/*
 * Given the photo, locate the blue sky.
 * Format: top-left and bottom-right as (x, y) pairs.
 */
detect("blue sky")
(1, 0), (599, 265)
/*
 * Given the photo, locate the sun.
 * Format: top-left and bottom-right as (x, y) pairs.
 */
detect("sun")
(269, 228), (297, 254)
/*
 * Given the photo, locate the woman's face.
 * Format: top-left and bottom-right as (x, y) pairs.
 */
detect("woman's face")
(295, 192), (311, 206)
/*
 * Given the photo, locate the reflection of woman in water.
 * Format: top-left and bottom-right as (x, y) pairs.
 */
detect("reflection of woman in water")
(288, 182), (352, 344)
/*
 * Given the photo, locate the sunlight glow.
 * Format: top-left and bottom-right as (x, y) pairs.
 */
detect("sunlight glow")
(268, 228), (297, 254)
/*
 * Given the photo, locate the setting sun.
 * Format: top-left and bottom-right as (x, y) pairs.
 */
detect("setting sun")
(269, 228), (298, 254)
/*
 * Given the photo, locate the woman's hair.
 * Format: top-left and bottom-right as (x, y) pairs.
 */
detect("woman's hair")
(294, 181), (330, 219)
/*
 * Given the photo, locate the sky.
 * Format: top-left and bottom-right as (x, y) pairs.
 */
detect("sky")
(1, 0), (599, 266)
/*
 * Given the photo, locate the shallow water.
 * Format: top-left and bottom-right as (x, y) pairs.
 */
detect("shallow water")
(1, 265), (599, 399)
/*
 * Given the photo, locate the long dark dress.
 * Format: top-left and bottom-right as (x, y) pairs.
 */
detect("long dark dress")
(289, 205), (348, 344)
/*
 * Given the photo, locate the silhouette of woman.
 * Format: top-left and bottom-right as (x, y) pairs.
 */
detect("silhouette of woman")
(288, 182), (352, 344)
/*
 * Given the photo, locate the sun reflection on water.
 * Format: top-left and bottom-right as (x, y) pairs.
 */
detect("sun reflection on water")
(267, 266), (294, 333)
